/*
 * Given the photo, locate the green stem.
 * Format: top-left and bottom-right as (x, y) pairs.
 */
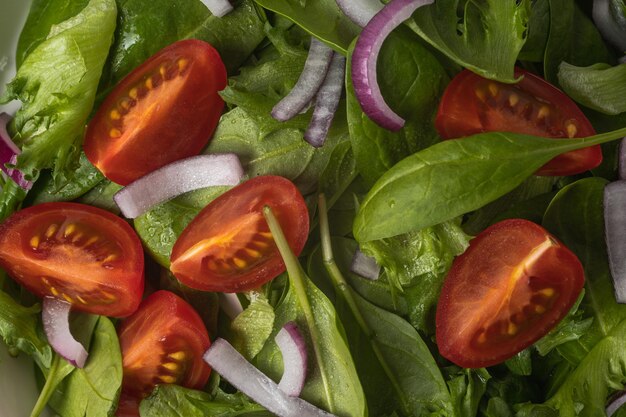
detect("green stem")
(30, 353), (61, 417)
(318, 194), (411, 416)
(262, 206), (336, 414)
(309, 170), (359, 232)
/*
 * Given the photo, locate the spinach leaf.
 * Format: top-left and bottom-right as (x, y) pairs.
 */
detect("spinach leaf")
(445, 368), (490, 417)
(258, 207), (366, 416)
(353, 127), (626, 242)
(77, 180), (123, 213)
(518, 0), (550, 63)
(346, 29), (448, 185)
(140, 385), (271, 417)
(408, 0), (530, 82)
(558, 62), (626, 115)
(252, 0), (360, 53)
(1, 0), (116, 182)
(230, 292), (275, 361)
(49, 317), (122, 417)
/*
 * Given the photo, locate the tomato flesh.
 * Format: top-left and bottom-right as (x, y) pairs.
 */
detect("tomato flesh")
(170, 176), (309, 292)
(85, 39), (227, 185)
(436, 219), (584, 368)
(117, 290), (211, 415)
(435, 68), (601, 176)
(0, 202), (144, 317)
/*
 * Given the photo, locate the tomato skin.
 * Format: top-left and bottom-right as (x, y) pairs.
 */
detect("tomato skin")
(0, 202), (144, 317)
(435, 68), (601, 176)
(435, 219), (584, 368)
(117, 290), (211, 414)
(170, 176), (309, 292)
(84, 39), (227, 185)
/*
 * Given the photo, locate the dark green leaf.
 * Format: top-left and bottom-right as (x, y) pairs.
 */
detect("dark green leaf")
(518, 0), (549, 62)
(77, 180), (123, 213)
(558, 62), (626, 115)
(446, 368), (490, 417)
(505, 350), (532, 376)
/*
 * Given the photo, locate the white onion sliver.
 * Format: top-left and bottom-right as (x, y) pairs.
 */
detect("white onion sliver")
(350, 248), (381, 280)
(607, 391), (626, 416)
(593, 0), (626, 52)
(114, 153), (243, 219)
(604, 181), (626, 303)
(200, 0), (233, 17)
(276, 322), (308, 397)
(272, 38), (334, 122)
(219, 292), (244, 320)
(351, 0), (433, 131)
(42, 297), (88, 368)
(304, 53), (346, 148)
(0, 113), (32, 190)
(336, 0), (384, 27)
(204, 338), (335, 417)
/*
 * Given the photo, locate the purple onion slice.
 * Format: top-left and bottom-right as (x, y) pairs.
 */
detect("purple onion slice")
(607, 390), (626, 416)
(0, 113), (32, 190)
(204, 338), (335, 417)
(272, 38), (334, 122)
(304, 53), (346, 148)
(336, 0), (384, 27)
(275, 322), (308, 397)
(42, 297), (88, 368)
(593, 0), (626, 52)
(604, 181), (626, 303)
(618, 137), (626, 180)
(219, 292), (244, 320)
(200, 0), (233, 17)
(113, 153), (243, 219)
(350, 248), (381, 280)
(351, 0), (433, 131)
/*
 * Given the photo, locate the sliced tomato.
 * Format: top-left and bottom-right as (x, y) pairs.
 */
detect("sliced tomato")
(435, 219), (584, 368)
(170, 176), (309, 292)
(0, 202), (144, 317)
(84, 39), (227, 185)
(435, 68), (601, 176)
(117, 290), (211, 416)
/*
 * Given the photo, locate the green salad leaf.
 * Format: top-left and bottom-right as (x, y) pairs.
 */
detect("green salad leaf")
(558, 62), (626, 115)
(230, 292), (275, 361)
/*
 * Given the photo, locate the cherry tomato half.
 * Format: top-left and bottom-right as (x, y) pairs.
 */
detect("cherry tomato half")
(0, 202), (144, 317)
(117, 290), (211, 416)
(435, 68), (601, 176)
(85, 39), (227, 185)
(435, 219), (584, 368)
(170, 176), (309, 292)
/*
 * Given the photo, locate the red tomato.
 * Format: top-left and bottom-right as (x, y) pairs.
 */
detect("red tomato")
(435, 68), (601, 176)
(0, 202), (144, 317)
(170, 176), (309, 292)
(84, 39), (227, 185)
(117, 290), (211, 416)
(436, 219), (584, 368)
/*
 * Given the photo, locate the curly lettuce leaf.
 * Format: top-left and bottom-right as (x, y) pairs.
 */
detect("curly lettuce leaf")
(1, 0), (116, 182)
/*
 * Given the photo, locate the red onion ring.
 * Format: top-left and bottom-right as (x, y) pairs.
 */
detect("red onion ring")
(113, 153), (243, 219)
(304, 53), (346, 148)
(607, 390), (626, 416)
(604, 181), (626, 303)
(0, 113), (32, 190)
(335, 0), (384, 27)
(275, 322), (308, 397)
(351, 0), (433, 131)
(42, 297), (88, 368)
(593, 0), (626, 52)
(200, 0), (233, 17)
(272, 38), (334, 122)
(618, 137), (626, 180)
(203, 338), (335, 417)
(350, 248), (381, 280)
(219, 293), (244, 320)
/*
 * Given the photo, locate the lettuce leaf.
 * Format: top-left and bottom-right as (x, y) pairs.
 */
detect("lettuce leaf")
(558, 62), (626, 115)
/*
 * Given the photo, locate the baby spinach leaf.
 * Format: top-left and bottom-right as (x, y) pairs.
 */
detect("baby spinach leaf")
(230, 292), (275, 361)
(346, 29), (448, 185)
(408, 0), (530, 82)
(252, 0), (360, 53)
(77, 180), (123, 214)
(140, 385), (271, 417)
(1, 0), (116, 182)
(518, 0), (550, 63)
(558, 62), (626, 115)
(353, 128), (626, 242)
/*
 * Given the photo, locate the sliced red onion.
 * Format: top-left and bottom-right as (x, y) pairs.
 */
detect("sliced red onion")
(336, 0), (384, 27)
(607, 390), (626, 416)
(113, 153), (243, 219)
(204, 338), (335, 417)
(219, 292), (244, 320)
(275, 322), (308, 397)
(352, 0), (433, 131)
(593, 0), (626, 52)
(604, 181), (626, 303)
(0, 113), (32, 190)
(618, 137), (626, 180)
(42, 297), (88, 368)
(350, 248), (381, 280)
(304, 54), (346, 148)
(272, 38), (334, 122)
(200, 0), (233, 17)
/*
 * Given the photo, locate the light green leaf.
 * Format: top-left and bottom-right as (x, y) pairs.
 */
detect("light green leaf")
(230, 293), (275, 361)
(558, 62), (626, 115)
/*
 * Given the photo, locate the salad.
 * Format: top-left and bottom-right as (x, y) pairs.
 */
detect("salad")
(2, 0), (626, 416)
